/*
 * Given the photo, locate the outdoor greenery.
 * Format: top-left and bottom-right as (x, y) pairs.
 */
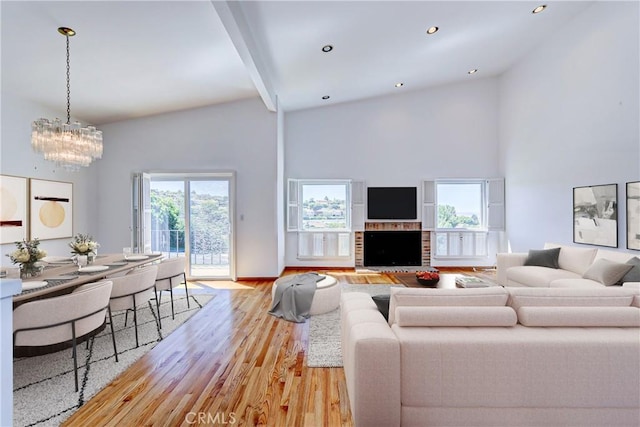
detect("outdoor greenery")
(438, 204), (480, 229)
(151, 190), (185, 251)
(302, 196), (347, 229)
(151, 189), (230, 259)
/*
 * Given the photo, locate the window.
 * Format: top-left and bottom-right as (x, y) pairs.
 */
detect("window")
(301, 182), (349, 230)
(428, 179), (504, 259)
(436, 181), (485, 230)
(288, 179), (356, 259)
(288, 180), (351, 231)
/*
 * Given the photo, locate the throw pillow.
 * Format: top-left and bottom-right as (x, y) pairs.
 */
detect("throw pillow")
(582, 258), (634, 286)
(618, 257), (640, 284)
(372, 294), (391, 321)
(523, 248), (561, 269)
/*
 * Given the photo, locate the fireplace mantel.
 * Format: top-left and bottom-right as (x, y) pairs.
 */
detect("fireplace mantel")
(365, 221), (421, 231)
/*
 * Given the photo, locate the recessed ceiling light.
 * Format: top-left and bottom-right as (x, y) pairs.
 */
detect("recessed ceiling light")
(321, 45), (333, 53)
(532, 5), (547, 14)
(322, 95), (330, 100)
(395, 83), (404, 88)
(468, 69), (478, 75)
(426, 26), (439, 35)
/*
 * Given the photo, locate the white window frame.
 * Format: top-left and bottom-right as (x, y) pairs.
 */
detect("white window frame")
(288, 179), (353, 232)
(288, 179), (361, 260)
(427, 178), (504, 259)
(435, 179), (487, 231)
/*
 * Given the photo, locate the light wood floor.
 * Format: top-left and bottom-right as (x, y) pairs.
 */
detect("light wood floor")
(62, 268), (492, 427)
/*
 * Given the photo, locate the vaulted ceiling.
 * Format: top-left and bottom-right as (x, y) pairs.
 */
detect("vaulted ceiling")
(1, 1), (593, 125)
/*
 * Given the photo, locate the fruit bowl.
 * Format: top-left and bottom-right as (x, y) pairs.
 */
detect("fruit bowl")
(415, 270), (440, 287)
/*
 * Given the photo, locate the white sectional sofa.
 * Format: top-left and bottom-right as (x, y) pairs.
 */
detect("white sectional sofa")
(497, 243), (640, 288)
(341, 286), (640, 427)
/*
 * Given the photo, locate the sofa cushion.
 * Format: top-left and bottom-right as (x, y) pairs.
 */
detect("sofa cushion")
(593, 249), (637, 264)
(550, 278), (603, 288)
(507, 266), (581, 287)
(544, 244), (597, 275)
(517, 306), (640, 327)
(523, 248), (560, 268)
(619, 257), (640, 284)
(388, 287), (509, 325)
(395, 306), (517, 327)
(341, 292), (378, 312)
(507, 287), (636, 310)
(558, 246), (598, 275)
(393, 325), (640, 410)
(582, 258), (634, 286)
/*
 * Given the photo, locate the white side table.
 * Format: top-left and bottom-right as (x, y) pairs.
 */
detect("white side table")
(0, 279), (21, 426)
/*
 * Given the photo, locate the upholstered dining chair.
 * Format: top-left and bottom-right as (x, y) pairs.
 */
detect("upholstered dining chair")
(13, 280), (117, 392)
(108, 265), (159, 348)
(154, 257), (188, 329)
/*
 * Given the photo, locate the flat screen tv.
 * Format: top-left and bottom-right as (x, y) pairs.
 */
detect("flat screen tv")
(367, 187), (417, 220)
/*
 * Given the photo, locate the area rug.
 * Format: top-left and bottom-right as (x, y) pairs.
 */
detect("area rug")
(13, 294), (213, 427)
(307, 284), (403, 368)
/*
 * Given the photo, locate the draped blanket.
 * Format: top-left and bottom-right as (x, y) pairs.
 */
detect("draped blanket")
(269, 273), (322, 323)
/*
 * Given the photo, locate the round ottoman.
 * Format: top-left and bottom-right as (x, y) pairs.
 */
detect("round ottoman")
(271, 274), (340, 315)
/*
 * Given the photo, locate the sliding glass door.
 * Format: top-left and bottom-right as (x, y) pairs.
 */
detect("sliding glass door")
(144, 172), (235, 280)
(187, 179), (232, 279)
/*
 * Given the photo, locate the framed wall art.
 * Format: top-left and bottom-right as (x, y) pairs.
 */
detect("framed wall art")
(0, 174), (29, 244)
(573, 184), (618, 248)
(627, 181), (640, 250)
(30, 179), (73, 240)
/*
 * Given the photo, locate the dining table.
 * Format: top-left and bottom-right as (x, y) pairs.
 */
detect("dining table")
(13, 252), (164, 306)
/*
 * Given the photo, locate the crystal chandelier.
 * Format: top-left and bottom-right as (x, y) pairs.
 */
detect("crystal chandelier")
(31, 27), (103, 170)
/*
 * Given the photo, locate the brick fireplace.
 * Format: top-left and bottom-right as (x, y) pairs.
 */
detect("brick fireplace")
(354, 222), (431, 267)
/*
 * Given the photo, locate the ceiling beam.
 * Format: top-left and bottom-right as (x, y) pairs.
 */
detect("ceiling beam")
(212, 1), (277, 112)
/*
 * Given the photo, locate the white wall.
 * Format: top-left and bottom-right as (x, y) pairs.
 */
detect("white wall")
(285, 78), (501, 266)
(5, 2), (636, 275)
(0, 92), (99, 261)
(499, 1), (640, 253)
(276, 98), (286, 276)
(96, 98), (279, 277)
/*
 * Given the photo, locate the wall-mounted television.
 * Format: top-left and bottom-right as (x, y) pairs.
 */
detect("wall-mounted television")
(367, 187), (417, 220)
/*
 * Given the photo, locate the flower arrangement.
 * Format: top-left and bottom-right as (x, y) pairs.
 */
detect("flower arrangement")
(7, 239), (47, 278)
(69, 233), (100, 256)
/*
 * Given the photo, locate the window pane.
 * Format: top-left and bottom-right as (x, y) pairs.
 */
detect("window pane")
(437, 183), (483, 229)
(301, 184), (348, 230)
(189, 180), (230, 278)
(150, 181), (185, 255)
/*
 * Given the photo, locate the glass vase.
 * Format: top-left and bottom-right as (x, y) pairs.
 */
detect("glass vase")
(20, 263), (43, 279)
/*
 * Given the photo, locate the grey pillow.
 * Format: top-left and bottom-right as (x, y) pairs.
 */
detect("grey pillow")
(582, 258), (634, 286)
(619, 257), (640, 284)
(524, 248), (561, 269)
(372, 294), (390, 321)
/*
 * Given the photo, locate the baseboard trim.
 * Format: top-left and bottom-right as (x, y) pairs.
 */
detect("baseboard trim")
(236, 276), (279, 281)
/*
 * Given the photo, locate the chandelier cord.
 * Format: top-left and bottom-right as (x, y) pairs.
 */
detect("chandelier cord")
(65, 33), (71, 125)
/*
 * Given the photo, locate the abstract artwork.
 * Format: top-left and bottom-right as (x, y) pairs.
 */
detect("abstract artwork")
(0, 175), (28, 244)
(30, 179), (73, 240)
(573, 184), (618, 248)
(627, 181), (640, 250)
